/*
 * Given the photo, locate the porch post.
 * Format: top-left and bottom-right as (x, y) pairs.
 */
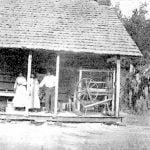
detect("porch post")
(26, 51), (32, 113)
(112, 69), (115, 114)
(54, 54), (60, 115)
(77, 69), (82, 111)
(115, 56), (121, 117)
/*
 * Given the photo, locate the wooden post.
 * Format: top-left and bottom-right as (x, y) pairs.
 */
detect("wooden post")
(54, 54), (60, 115)
(25, 51), (32, 113)
(112, 69), (115, 114)
(115, 56), (121, 117)
(77, 69), (82, 111)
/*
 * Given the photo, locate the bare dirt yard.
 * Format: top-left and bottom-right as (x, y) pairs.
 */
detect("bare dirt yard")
(0, 112), (150, 150)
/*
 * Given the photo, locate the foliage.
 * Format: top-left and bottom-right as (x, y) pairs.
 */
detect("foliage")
(122, 3), (150, 65)
(115, 3), (150, 113)
(122, 71), (150, 113)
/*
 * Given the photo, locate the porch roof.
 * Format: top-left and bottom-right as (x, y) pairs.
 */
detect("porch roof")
(0, 0), (142, 56)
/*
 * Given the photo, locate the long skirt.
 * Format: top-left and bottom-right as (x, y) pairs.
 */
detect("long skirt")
(13, 85), (27, 107)
(28, 85), (40, 109)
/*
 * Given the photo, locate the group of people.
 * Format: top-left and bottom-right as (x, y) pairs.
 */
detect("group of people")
(12, 71), (56, 113)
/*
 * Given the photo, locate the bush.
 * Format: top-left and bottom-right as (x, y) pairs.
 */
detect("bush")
(121, 70), (150, 114)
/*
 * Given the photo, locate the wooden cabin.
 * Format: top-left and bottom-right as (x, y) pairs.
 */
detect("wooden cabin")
(0, 0), (142, 122)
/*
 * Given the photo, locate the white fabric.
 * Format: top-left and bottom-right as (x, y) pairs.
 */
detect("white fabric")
(39, 75), (56, 88)
(13, 76), (27, 107)
(28, 78), (40, 109)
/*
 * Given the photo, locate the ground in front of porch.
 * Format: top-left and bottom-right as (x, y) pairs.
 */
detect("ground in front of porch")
(0, 111), (150, 150)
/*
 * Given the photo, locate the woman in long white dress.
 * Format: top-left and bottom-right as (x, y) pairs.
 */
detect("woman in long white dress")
(28, 74), (40, 109)
(13, 73), (27, 108)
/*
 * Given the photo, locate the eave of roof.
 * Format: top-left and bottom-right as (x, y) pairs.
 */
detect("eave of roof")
(0, 0), (142, 57)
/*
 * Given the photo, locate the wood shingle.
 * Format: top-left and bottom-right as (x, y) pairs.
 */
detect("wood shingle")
(0, 0), (142, 56)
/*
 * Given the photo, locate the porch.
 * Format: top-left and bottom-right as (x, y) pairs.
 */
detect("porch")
(0, 48), (122, 122)
(0, 111), (123, 123)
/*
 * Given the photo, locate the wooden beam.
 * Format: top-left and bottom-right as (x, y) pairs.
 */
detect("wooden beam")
(115, 56), (121, 117)
(112, 69), (115, 114)
(54, 54), (60, 115)
(79, 69), (113, 73)
(77, 68), (82, 111)
(107, 56), (125, 64)
(84, 98), (112, 108)
(0, 113), (123, 123)
(25, 52), (32, 113)
(107, 56), (117, 63)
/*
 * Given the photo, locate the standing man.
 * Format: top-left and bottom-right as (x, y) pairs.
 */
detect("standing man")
(39, 71), (56, 113)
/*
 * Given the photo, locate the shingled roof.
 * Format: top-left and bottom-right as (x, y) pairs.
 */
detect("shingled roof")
(0, 0), (142, 56)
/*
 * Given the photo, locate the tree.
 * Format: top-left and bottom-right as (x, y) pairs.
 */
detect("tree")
(122, 3), (150, 66)
(115, 3), (150, 113)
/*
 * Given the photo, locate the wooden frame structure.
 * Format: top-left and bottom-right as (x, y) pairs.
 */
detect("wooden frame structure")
(0, 0), (142, 122)
(74, 67), (118, 115)
(0, 52), (132, 119)
(21, 52), (121, 117)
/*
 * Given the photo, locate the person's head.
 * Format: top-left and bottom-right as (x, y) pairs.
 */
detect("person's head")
(46, 71), (51, 76)
(19, 72), (23, 77)
(31, 74), (35, 78)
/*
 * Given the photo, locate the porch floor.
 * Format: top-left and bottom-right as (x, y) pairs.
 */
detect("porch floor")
(0, 110), (123, 123)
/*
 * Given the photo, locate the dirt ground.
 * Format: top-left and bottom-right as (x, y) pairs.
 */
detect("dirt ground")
(0, 112), (150, 150)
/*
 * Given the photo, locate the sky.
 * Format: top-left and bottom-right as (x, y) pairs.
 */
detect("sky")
(111, 0), (150, 19)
